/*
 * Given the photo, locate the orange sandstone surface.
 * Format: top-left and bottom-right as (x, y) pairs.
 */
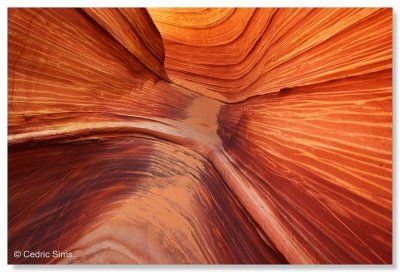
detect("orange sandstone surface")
(8, 8), (392, 264)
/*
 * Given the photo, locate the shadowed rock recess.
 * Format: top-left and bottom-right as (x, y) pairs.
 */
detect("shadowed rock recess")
(8, 8), (392, 264)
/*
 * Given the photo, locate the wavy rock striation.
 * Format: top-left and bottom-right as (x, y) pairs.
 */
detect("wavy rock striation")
(8, 8), (392, 264)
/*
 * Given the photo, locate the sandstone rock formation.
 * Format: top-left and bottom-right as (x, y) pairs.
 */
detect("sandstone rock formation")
(8, 8), (392, 264)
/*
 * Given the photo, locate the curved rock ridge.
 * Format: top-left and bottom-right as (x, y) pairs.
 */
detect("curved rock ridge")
(148, 8), (391, 102)
(8, 8), (392, 264)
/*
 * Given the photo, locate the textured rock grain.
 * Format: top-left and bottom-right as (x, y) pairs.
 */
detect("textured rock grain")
(8, 8), (392, 264)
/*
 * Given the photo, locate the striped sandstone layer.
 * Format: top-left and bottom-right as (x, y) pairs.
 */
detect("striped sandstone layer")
(8, 8), (392, 264)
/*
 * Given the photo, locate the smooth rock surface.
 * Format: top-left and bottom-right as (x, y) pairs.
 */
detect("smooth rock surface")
(8, 8), (392, 264)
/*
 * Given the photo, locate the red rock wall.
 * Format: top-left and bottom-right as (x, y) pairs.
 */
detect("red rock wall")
(8, 8), (392, 264)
